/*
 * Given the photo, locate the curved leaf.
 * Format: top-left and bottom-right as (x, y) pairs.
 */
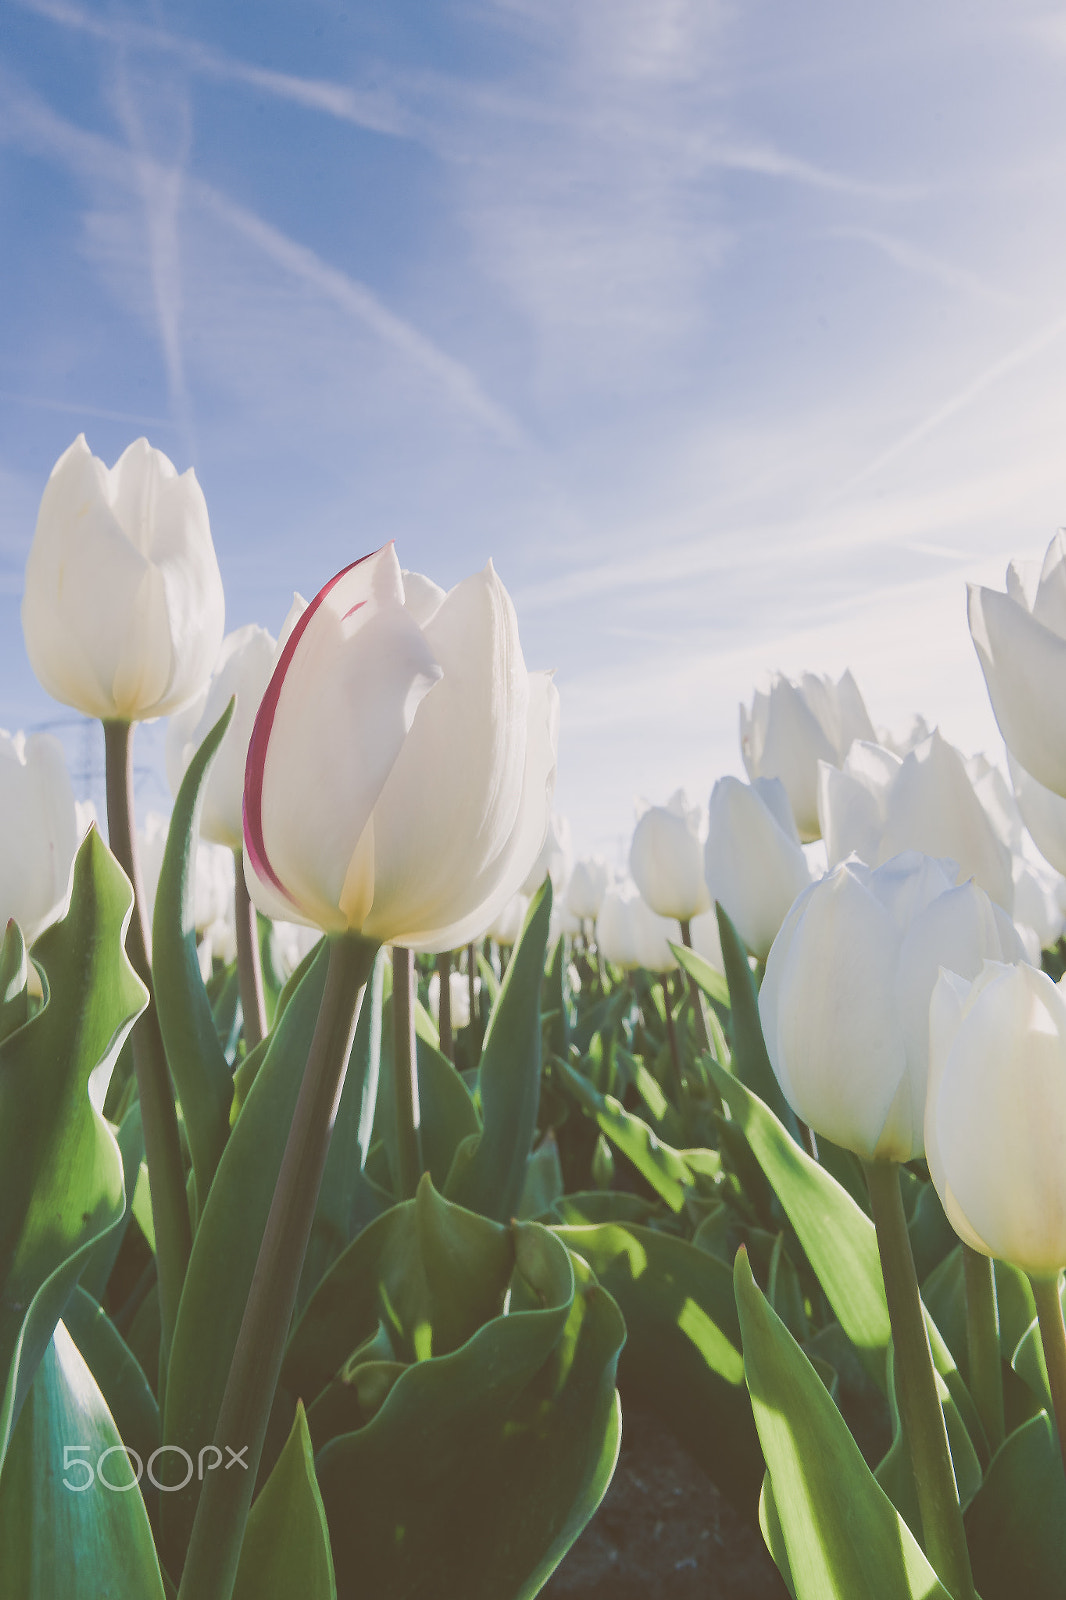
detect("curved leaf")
(0, 830), (145, 1470)
(232, 1402), (335, 1600)
(152, 699), (236, 1215)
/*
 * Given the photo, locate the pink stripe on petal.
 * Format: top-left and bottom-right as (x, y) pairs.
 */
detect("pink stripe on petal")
(243, 550), (379, 907)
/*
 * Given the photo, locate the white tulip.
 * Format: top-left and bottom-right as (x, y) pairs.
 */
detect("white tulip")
(927, 961), (1066, 1276)
(968, 534), (1066, 798)
(22, 436), (224, 721)
(427, 968), (477, 1032)
(566, 858), (610, 921)
(629, 789), (710, 922)
(0, 731), (79, 943)
(818, 730), (1013, 911)
(704, 776), (812, 960)
(740, 669), (876, 841)
(760, 852), (1025, 1163)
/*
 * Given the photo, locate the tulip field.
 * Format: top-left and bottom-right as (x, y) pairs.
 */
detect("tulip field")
(4, 435), (1066, 1600)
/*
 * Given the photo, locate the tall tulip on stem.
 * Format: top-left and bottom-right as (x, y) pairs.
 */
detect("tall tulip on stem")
(179, 545), (558, 1600)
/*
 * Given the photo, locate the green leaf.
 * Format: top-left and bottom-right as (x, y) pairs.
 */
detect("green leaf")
(554, 1221), (763, 1515)
(446, 882), (551, 1222)
(515, 1131), (565, 1220)
(232, 1401), (335, 1600)
(377, 1000), (479, 1197)
(707, 1061), (891, 1382)
(63, 1285), (160, 1482)
(0, 1322), (165, 1599)
(152, 700), (236, 1216)
(0, 830), (146, 1471)
(78, 1098), (146, 1301)
(551, 1056), (696, 1211)
(735, 1249), (951, 1600)
(304, 1186), (623, 1600)
(965, 1414), (1066, 1600)
(161, 946), (332, 1573)
(715, 904), (802, 1135)
(670, 939), (730, 1009)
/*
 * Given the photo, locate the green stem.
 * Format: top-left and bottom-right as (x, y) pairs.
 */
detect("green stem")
(233, 851), (267, 1050)
(678, 917), (712, 1057)
(1030, 1273), (1066, 1478)
(392, 946), (423, 1199)
(436, 950), (453, 1061)
(864, 1160), (977, 1600)
(176, 932), (376, 1600)
(661, 975), (684, 1103)
(963, 1244), (1004, 1454)
(467, 942), (477, 1031)
(103, 718), (191, 1367)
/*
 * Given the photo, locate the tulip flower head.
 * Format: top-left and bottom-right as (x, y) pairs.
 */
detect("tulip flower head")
(629, 790), (710, 922)
(704, 775), (812, 959)
(760, 852), (1025, 1163)
(969, 533), (1066, 799)
(927, 960), (1066, 1277)
(243, 545), (558, 951)
(22, 435), (225, 722)
(740, 669), (876, 842)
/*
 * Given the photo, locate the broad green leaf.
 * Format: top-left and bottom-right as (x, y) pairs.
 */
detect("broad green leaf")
(447, 882), (551, 1222)
(0, 830), (145, 1471)
(232, 1402), (335, 1600)
(162, 946), (340, 1571)
(152, 700), (236, 1216)
(708, 1061), (890, 1381)
(735, 1250), (951, 1600)
(759, 1475), (797, 1598)
(550, 1191), (656, 1226)
(0, 1322), (164, 1599)
(965, 1414), (1066, 1600)
(875, 1347), (982, 1526)
(671, 939), (730, 1009)
(715, 903), (801, 1136)
(313, 1206), (623, 1600)
(551, 1056), (696, 1211)
(555, 1221), (763, 1515)
(544, 932), (571, 1062)
(64, 1285), (160, 1479)
(515, 1130), (565, 1220)
(78, 1099), (145, 1301)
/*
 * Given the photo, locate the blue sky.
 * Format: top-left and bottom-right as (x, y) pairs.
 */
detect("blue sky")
(3, 0), (1066, 860)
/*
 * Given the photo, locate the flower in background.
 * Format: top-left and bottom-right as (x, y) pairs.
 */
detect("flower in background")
(566, 858), (610, 922)
(968, 534), (1066, 799)
(595, 885), (678, 973)
(0, 730), (79, 943)
(138, 811), (235, 958)
(629, 789), (710, 922)
(428, 967), (478, 1032)
(704, 776), (812, 960)
(522, 811), (572, 898)
(927, 960), (1066, 1276)
(740, 669), (876, 842)
(244, 546), (559, 950)
(167, 623), (278, 850)
(22, 436), (224, 722)
(818, 729), (1013, 911)
(760, 852), (1025, 1163)
(486, 891), (529, 948)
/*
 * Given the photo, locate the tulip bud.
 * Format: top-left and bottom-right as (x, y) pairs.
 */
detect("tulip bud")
(22, 436), (225, 721)
(740, 669), (876, 841)
(629, 790), (710, 921)
(704, 776), (812, 960)
(818, 729), (1014, 912)
(1007, 752), (1066, 878)
(595, 886), (677, 973)
(166, 624), (278, 851)
(244, 545), (559, 950)
(0, 730), (79, 943)
(760, 852), (1025, 1163)
(926, 961), (1066, 1276)
(566, 858), (610, 921)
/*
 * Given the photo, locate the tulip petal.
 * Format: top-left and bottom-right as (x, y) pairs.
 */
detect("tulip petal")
(968, 582), (1066, 797)
(245, 545), (442, 931)
(361, 564), (536, 946)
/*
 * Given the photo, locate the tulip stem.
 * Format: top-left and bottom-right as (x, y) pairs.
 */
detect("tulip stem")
(864, 1160), (977, 1600)
(436, 950), (453, 1061)
(103, 718), (191, 1369)
(661, 976), (684, 1103)
(678, 917), (713, 1057)
(1030, 1273), (1066, 1478)
(467, 942), (478, 1032)
(176, 931), (376, 1600)
(392, 946), (423, 1199)
(962, 1244), (1004, 1454)
(233, 851), (268, 1051)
